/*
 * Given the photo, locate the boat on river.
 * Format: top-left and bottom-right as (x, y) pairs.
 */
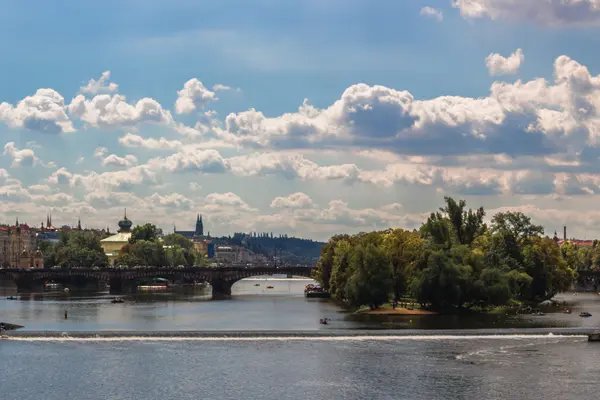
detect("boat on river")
(111, 297), (125, 304)
(6, 296), (18, 300)
(580, 312), (593, 317)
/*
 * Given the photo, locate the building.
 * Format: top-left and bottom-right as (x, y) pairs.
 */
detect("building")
(554, 226), (597, 248)
(100, 211), (133, 265)
(0, 219), (43, 269)
(174, 214), (208, 240)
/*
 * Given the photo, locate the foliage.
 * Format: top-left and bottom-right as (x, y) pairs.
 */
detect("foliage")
(39, 231), (108, 268)
(314, 196), (577, 310)
(129, 223), (160, 244)
(116, 230), (199, 267)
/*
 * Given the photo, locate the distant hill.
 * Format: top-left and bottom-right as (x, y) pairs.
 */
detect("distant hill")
(215, 232), (324, 264)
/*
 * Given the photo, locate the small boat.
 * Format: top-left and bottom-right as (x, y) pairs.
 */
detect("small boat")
(532, 311), (546, 316)
(254, 284), (260, 287)
(111, 297), (125, 304)
(266, 286), (274, 289)
(319, 318), (328, 325)
(580, 312), (592, 317)
(6, 296), (18, 300)
(563, 309), (571, 314)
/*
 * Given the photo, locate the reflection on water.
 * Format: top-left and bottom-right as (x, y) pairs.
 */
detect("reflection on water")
(2, 278), (600, 332)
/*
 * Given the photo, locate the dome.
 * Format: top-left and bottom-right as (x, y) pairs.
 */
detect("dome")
(117, 209), (132, 232)
(34, 249), (43, 257)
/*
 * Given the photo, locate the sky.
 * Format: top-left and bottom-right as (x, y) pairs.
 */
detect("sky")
(3, 0), (600, 241)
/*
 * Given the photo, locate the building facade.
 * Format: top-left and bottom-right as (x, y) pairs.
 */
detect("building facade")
(0, 221), (43, 269)
(100, 211), (133, 265)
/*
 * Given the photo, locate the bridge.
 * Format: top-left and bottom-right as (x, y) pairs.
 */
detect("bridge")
(0, 265), (316, 299)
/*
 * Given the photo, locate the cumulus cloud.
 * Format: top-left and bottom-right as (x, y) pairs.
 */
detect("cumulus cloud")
(0, 89), (74, 134)
(452, 0), (600, 27)
(3, 142), (39, 168)
(270, 192), (315, 209)
(80, 71), (119, 95)
(101, 154), (138, 168)
(214, 55), (600, 167)
(118, 132), (182, 150)
(420, 6), (443, 21)
(486, 49), (524, 76)
(175, 79), (217, 114)
(68, 94), (173, 127)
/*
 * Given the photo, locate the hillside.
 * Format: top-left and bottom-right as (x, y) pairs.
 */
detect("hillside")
(216, 232), (324, 264)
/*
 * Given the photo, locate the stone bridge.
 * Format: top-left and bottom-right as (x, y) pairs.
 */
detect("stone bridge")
(0, 266), (315, 299)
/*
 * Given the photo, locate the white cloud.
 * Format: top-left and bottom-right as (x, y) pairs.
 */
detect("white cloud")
(420, 6), (443, 21)
(101, 154), (138, 168)
(0, 89), (74, 134)
(118, 132), (182, 150)
(94, 147), (108, 158)
(80, 71), (119, 95)
(68, 94), (173, 128)
(213, 84), (233, 91)
(205, 192), (251, 209)
(175, 78), (217, 114)
(452, 0), (600, 27)
(270, 192), (315, 209)
(3, 142), (39, 168)
(485, 49), (524, 76)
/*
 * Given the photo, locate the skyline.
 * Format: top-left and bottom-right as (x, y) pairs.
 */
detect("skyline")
(3, 1), (600, 241)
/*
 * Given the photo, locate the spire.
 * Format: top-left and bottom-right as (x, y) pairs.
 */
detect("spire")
(15, 217), (18, 226)
(77, 217), (82, 231)
(174, 224), (177, 233)
(124, 208), (127, 220)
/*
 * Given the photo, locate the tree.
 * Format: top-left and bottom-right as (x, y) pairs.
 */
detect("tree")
(490, 212), (544, 244)
(129, 223), (160, 244)
(49, 231), (108, 268)
(163, 234), (193, 250)
(383, 229), (424, 300)
(421, 197), (485, 248)
(523, 236), (574, 300)
(329, 240), (352, 300)
(344, 243), (393, 309)
(313, 234), (350, 290)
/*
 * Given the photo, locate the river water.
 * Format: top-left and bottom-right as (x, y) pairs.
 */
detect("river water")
(2, 278), (600, 400)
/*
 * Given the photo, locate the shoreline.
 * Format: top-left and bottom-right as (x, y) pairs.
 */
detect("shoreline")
(359, 307), (439, 316)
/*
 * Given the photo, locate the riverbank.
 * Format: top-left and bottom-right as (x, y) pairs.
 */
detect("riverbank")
(355, 303), (439, 316)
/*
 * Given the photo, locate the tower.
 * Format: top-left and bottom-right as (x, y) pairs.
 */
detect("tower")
(196, 214), (204, 236)
(77, 217), (82, 231)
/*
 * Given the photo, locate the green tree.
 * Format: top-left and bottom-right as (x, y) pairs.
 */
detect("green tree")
(523, 236), (574, 300)
(129, 223), (160, 244)
(344, 243), (393, 309)
(490, 211), (544, 244)
(383, 229), (424, 300)
(329, 240), (352, 300)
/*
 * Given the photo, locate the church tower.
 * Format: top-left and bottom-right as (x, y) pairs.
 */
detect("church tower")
(195, 214), (204, 236)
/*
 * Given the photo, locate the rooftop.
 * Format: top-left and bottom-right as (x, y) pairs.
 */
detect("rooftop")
(101, 232), (132, 243)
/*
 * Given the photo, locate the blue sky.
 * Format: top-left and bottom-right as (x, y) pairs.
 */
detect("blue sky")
(3, 0), (600, 240)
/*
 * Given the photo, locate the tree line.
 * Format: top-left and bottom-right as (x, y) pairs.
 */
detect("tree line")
(40, 224), (205, 268)
(313, 197), (575, 311)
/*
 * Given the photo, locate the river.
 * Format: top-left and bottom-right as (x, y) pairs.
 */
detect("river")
(2, 278), (600, 400)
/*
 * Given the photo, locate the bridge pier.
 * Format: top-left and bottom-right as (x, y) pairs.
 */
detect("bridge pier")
(14, 278), (45, 293)
(211, 279), (233, 300)
(109, 278), (135, 294)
